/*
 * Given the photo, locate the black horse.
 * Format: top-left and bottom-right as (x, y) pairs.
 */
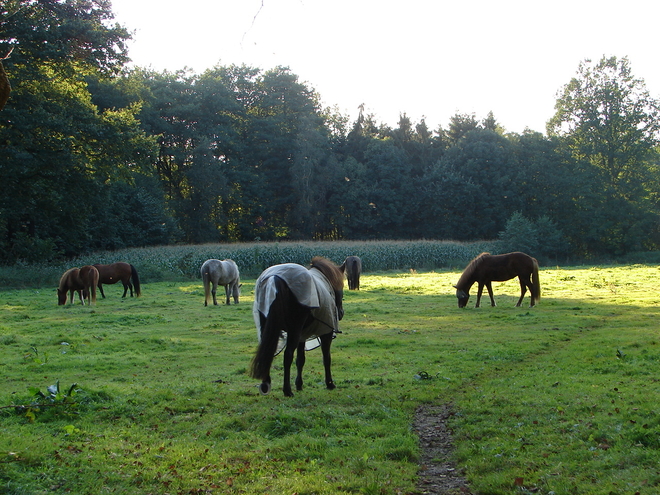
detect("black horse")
(250, 257), (345, 397)
(454, 252), (540, 308)
(341, 255), (362, 290)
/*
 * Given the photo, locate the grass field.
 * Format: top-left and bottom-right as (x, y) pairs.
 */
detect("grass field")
(1, 263), (660, 494)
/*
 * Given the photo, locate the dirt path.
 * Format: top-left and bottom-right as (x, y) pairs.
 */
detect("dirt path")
(414, 404), (473, 495)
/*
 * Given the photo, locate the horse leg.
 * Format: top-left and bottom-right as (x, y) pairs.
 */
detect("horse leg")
(127, 280), (134, 297)
(232, 283), (240, 304)
(281, 340), (297, 397)
(475, 283), (484, 308)
(211, 281), (218, 306)
(122, 283), (129, 298)
(517, 276), (531, 307)
(320, 333), (336, 390)
(224, 284), (231, 305)
(295, 341), (306, 391)
(485, 282), (496, 307)
(98, 283), (106, 298)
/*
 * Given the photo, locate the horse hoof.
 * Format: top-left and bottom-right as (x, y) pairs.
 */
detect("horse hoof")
(259, 382), (271, 395)
(327, 381), (336, 390)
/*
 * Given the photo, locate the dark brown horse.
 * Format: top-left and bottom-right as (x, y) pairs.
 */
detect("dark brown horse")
(454, 252), (540, 308)
(250, 257), (345, 397)
(57, 266), (99, 305)
(93, 262), (141, 298)
(341, 255), (362, 290)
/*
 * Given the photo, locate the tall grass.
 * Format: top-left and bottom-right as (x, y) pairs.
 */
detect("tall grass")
(0, 239), (496, 289)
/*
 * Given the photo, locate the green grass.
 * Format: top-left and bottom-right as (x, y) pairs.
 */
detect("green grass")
(1, 264), (660, 494)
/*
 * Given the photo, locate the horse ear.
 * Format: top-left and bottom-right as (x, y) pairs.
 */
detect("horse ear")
(452, 285), (458, 289)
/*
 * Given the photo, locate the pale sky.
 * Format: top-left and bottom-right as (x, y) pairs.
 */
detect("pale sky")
(109, 0), (660, 135)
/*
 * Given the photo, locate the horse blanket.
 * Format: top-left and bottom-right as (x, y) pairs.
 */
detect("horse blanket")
(253, 263), (340, 352)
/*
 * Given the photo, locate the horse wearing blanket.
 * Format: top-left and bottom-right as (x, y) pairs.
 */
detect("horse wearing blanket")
(250, 257), (345, 397)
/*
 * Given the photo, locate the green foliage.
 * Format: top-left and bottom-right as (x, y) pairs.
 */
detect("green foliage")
(68, 240), (496, 280)
(3, 380), (82, 423)
(2, 2), (660, 262)
(498, 212), (568, 262)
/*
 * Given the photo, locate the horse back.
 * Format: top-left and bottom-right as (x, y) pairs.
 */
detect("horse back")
(80, 265), (99, 281)
(94, 262), (131, 283)
(223, 259), (240, 284)
(477, 252), (536, 282)
(346, 256), (361, 275)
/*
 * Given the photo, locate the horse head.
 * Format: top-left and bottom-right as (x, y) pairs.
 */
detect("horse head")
(311, 256), (345, 320)
(57, 288), (67, 305)
(454, 286), (470, 308)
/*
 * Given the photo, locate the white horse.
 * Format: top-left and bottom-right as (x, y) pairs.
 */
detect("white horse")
(200, 259), (241, 306)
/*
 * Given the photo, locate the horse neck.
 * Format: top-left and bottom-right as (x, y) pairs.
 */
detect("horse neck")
(455, 277), (475, 292)
(455, 269), (477, 291)
(310, 262), (343, 293)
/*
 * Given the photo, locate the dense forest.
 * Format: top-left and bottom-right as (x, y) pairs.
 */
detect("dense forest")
(2, 0), (660, 264)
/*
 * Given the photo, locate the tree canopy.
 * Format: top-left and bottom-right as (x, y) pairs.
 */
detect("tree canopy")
(1, 3), (660, 263)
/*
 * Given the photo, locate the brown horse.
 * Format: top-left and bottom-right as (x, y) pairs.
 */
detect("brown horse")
(250, 257), (345, 397)
(93, 262), (141, 298)
(341, 255), (362, 290)
(454, 252), (540, 308)
(57, 266), (99, 305)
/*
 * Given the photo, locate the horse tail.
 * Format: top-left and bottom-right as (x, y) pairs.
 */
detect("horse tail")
(90, 266), (99, 304)
(250, 277), (288, 380)
(531, 258), (541, 305)
(202, 268), (211, 305)
(130, 264), (141, 297)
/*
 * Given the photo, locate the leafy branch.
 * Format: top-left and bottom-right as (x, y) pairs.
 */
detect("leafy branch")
(1, 380), (81, 421)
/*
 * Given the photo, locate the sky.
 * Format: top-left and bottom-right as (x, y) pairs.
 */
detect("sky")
(108, 0), (660, 135)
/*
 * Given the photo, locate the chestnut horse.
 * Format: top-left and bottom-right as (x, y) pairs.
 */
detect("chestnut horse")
(250, 257), (345, 397)
(57, 266), (99, 305)
(341, 255), (362, 290)
(454, 252), (540, 308)
(93, 262), (141, 298)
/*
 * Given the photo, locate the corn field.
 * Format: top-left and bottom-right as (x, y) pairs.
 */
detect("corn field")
(1, 240), (498, 288)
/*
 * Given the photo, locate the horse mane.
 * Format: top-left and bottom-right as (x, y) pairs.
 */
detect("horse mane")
(310, 256), (344, 292)
(58, 268), (77, 290)
(455, 252), (491, 288)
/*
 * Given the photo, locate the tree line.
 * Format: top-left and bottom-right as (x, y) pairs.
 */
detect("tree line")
(2, 1), (659, 264)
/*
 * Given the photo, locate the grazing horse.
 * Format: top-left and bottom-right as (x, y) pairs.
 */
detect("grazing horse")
(93, 262), (141, 298)
(454, 252), (540, 308)
(200, 259), (241, 306)
(250, 257), (345, 397)
(57, 266), (99, 306)
(341, 255), (362, 290)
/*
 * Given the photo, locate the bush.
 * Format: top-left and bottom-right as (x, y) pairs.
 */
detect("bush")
(498, 212), (570, 264)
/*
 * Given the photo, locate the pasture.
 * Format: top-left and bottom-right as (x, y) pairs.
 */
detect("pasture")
(1, 263), (660, 494)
